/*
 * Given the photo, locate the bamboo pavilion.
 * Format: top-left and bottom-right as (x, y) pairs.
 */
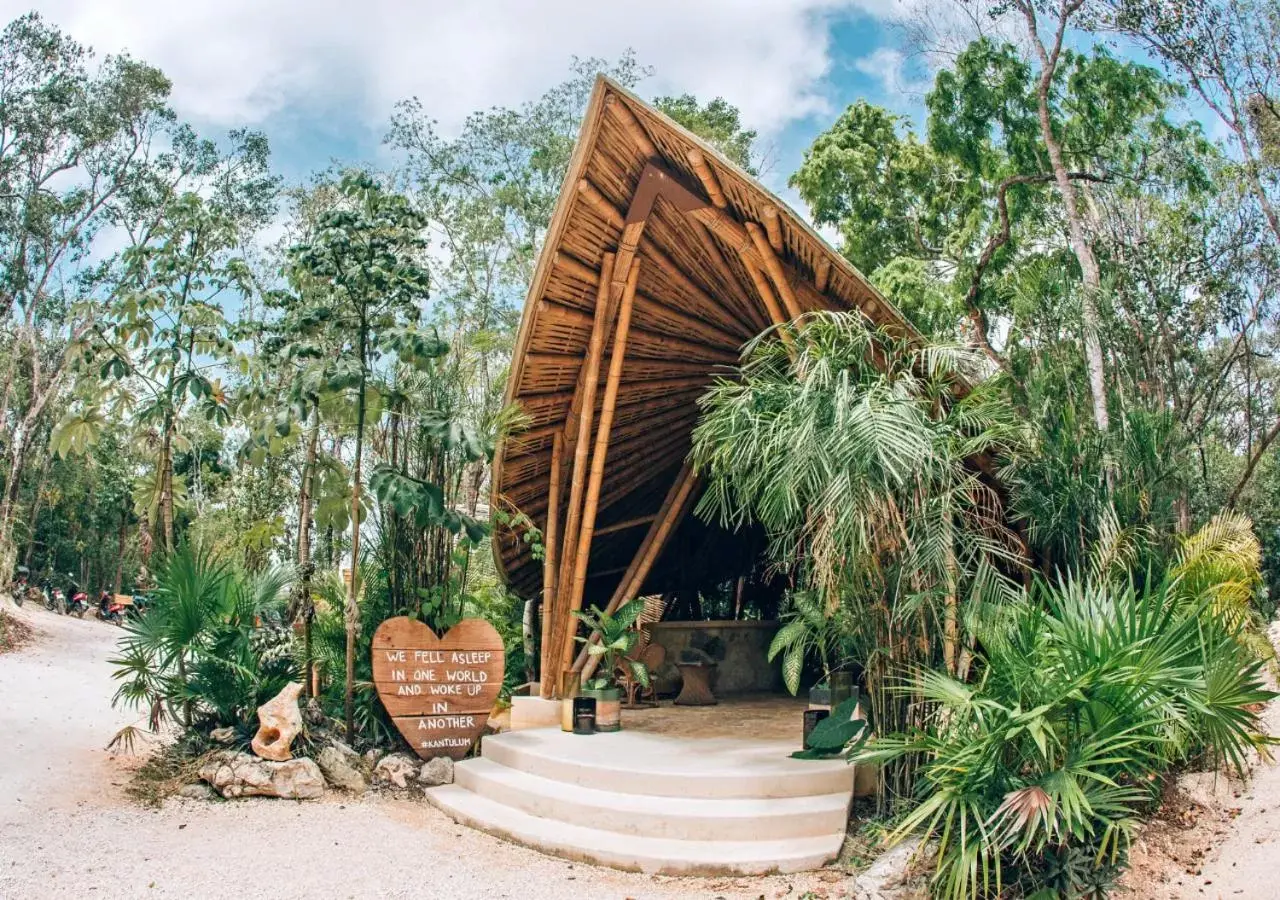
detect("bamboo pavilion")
(490, 76), (921, 698)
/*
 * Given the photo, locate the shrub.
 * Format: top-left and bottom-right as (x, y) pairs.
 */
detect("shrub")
(853, 565), (1274, 900)
(110, 544), (296, 735)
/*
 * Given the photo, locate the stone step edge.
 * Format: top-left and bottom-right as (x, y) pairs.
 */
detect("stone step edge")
(455, 757), (850, 840)
(480, 734), (856, 800)
(426, 784), (845, 876)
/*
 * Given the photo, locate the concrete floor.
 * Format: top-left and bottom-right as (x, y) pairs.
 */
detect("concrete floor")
(623, 693), (808, 743)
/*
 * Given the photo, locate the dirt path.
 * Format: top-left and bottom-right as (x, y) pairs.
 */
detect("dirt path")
(0, 603), (845, 900)
(1168, 634), (1280, 900)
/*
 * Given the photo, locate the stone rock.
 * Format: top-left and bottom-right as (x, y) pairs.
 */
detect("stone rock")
(198, 751), (324, 800)
(852, 837), (929, 900)
(251, 682), (304, 761)
(303, 696), (325, 726)
(177, 782), (216, 800)
(1178, 771), (1235, 809)
(418, 756), (454, 786)
(317, 745), (367, 793)
(363, 748), (385, 768)
(209, 726), (237, 745)
(373, 753), (419, 789)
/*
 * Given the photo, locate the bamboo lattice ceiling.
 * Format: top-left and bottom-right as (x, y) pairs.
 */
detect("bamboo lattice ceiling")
(491, 76), (920, 605)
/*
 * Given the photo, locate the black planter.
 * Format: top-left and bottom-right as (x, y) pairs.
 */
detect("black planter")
(803, 708), (830, 747)
(808, 684), (831, 706)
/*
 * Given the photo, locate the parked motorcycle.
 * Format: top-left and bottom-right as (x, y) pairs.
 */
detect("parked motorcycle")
(96, 596), (126, 626)
(65, 591), (88, 618)
(45, 587), (65, 615)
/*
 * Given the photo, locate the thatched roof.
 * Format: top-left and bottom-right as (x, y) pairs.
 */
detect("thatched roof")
(490, 75), (918, 603)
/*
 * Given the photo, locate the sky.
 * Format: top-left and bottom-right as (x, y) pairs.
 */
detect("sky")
(4, 0), (939, 216)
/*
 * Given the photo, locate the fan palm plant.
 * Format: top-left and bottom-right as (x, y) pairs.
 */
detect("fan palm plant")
(854, 559), (1275, 900)
(110, 544), (296, 735)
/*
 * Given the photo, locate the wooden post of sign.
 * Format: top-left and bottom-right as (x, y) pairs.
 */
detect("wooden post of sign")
(559, 258), (640, 671)
(539, 431), (563, 698)
(552, 253), (617, 681)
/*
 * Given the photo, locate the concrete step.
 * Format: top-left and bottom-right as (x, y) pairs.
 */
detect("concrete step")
(479, 728), (855, 799)
(455, 757), (850, 841)
(427, 784), (847, 876)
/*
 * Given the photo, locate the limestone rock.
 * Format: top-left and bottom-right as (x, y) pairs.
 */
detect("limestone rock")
(363, 748), (385, 768)
(373, 753), (418, 789)
(318, 745), (367, 793)
(852, 837), (929, 900)
(209, 726), (237, 745)
(418, 756), (454, 786)
(198, 751), (324, 800)
(1178, 771), (1235, 809)
(303, 696), (325, 726)
(251, 682), (304, 761)
(177, 782), (216, 800)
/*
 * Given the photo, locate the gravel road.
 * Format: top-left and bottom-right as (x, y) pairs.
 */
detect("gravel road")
(0, 603), (840, 900)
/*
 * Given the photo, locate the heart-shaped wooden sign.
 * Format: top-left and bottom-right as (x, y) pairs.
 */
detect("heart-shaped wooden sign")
(372, 617), (505, 761)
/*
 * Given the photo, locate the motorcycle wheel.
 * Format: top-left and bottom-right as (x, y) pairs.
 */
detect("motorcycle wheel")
(13, 593), (21, 607)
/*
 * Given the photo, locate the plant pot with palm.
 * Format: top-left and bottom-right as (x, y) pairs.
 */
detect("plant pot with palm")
(574, 598), (650, 733)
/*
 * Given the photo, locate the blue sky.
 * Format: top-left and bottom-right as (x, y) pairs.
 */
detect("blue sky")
(6, 1), (941, 219)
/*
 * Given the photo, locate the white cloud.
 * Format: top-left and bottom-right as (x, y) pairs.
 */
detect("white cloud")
(10, 0), (904, 138)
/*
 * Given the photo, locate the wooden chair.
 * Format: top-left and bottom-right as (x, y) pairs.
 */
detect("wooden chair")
(616, 595), (667, 707)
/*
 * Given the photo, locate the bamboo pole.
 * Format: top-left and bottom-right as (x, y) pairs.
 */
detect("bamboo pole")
(539, 431), (563, 698)
(746, 221), (804, 322)
(761, 205), (783, 253)
(815, 256), (831, 293)
(687, 149), (726, 208)
(742, 256), (795, 353)
(605, 93), (658, 158)
(575, 179), (752, 339)
(553, 253), (617, 678)
(559, 258), (641, 673)
(595, 513), (657, 536)
(576, 463), (699, 679)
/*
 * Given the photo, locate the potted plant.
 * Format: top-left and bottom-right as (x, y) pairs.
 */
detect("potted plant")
(573, 598), (650, 732)
(768, 590), (847, 705)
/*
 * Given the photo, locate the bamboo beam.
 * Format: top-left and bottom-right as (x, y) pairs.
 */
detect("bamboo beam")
(538, 431), (563, 698)
(815, 256), (831, 293)
(746, 221), (803, 322)
(761, 205), (783, 253)
(554, 252), (617, 662)
(605, 93), (658, 158)
(576, 179), (752, 340)
(742, 256), (795, 353)
(686, 149), (726, 208)
(595, 513), (657, 536)
(575, 463), (700, 678)
(558, 258), (641, 678)
(553, 252), (743, 348)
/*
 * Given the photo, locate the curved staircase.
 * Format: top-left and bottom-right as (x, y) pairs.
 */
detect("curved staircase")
(426, 728), (855, 875)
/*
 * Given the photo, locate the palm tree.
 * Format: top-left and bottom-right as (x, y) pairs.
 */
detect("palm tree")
(691, 311), (1025, 806)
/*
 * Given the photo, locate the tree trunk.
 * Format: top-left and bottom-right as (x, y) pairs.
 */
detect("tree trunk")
(0, 423), (33, 582)
(159, 411), (175, 554)
(22, 452), (52, 569)
(114, 511), (127, 594)
(1022, 0), (1109, 432)
(345, 338), (368, 740)
(298, 415), (320, 699)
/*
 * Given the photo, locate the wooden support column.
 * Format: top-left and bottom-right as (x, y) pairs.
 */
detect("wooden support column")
(538, 431), (563, 698)
(559, 259), (641, 672)
(574, 462), (699, 678)
(746, 221), (803, 322)
(553, 253), (617, 676)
